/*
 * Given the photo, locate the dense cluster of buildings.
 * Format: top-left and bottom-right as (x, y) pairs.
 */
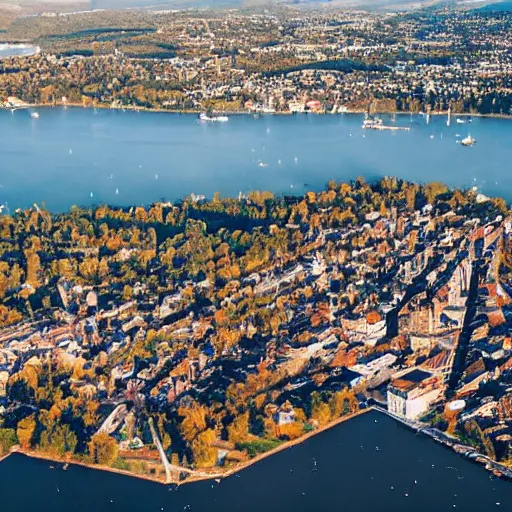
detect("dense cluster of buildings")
(0, 7), (511, 114)
(2, 180), (512, 474)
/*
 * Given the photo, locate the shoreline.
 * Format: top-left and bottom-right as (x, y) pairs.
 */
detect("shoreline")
(4, 447), (169, 485)
(0, 408), (370, 487)
(2, 406), (512, 485)
(186, 407), (371, 485)
(4, 102), (512, 120)
(373, 405), (512, 481)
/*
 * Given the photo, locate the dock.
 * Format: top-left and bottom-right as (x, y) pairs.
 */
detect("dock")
(365, 125), (410, 131)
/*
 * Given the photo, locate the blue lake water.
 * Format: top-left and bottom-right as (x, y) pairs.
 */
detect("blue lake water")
(0, 411), (511, 511)
(0, 107), (510, 212)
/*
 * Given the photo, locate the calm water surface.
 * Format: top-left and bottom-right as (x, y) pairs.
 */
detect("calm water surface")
(0, 411), (511, 512)
(0, 44), (39, 59)
(0, 108), (510, 212)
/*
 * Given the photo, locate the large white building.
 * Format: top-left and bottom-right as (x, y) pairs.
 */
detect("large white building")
(387, 369), (443, 420)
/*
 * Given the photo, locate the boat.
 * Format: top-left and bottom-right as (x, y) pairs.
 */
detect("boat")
(461, 134), (476, 147)
(31, 111), (39, 119)
(456, 118), (465, 124)
(362, 114), (384, 130)
(362, 114), (410, 131)
(199, 112), (228, 123)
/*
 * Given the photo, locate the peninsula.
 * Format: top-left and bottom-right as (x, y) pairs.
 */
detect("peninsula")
(2, 178), (512, 483)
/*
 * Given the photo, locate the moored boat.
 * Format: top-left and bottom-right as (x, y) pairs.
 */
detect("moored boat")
(199, 112), (229, 123)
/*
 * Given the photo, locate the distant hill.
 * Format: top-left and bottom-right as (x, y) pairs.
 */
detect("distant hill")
(477, 0), (512, 11)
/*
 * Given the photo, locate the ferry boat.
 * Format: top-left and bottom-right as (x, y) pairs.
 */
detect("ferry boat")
(199, 112), (229, 123)
(461, 134), (476, 147)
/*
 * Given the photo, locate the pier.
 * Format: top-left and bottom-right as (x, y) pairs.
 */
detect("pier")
(366, 125), (410, 131)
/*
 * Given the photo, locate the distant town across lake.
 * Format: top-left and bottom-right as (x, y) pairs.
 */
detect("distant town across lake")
(0, 411), (511, 512)
(0, 107), (511, 212)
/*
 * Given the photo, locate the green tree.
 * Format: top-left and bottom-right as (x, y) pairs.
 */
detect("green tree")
(0, 428), (17, 456)
(88, 433), (119, 466)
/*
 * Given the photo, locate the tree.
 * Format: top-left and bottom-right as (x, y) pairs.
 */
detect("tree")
(24, 250), (41, 288)
(405, 185), (417, 211)
(311, 402), (331, 426)
(227, 413), (249, 444)
(277, 422), (303, 440)
(17, 415), (36, 450)
(122, 285), (133, 301)
(0, 428), (17, 456)
(310, 393), (332, 426)
(191, 429), (217, 468)
(329, 388), (359, 417)
(88, 433), (119, 466)
(178, 402), (208, 443)
(39, 423), (77, 457)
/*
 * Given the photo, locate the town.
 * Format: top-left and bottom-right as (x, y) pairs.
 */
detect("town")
(1, 178), (512, 482)
(0, 5), (511, 115)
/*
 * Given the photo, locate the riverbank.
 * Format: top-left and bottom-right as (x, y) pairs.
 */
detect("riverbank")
(6, 102), (512, 120)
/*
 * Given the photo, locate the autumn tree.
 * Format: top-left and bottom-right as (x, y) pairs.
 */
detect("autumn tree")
(17, 415), (36, 450)
(329, 388), (359, 418)
(178, 402), (208, 443)
(88, 433), (119, 466)
(227, 412), (249, 444)
(310, 392), (332, 426)
(191, 429), (217, 468)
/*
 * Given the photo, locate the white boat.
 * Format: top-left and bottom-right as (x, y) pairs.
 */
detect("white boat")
(31, 111), (39, 119)
(362, 115), (384, 129)
(259, 162), (268, 168)
(456, 118), (465, 124)
(199, 112), (228, 123)
(461, 134), (476, 147)
(362, 114), (409, 131)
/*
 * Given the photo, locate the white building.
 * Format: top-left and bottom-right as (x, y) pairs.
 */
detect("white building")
(387, 369), (443, 420)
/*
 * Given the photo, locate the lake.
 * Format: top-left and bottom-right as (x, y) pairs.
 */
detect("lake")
(0, 107), (510, 212)
(0, 411), (510, 511)
(0, 44), (40, 59)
